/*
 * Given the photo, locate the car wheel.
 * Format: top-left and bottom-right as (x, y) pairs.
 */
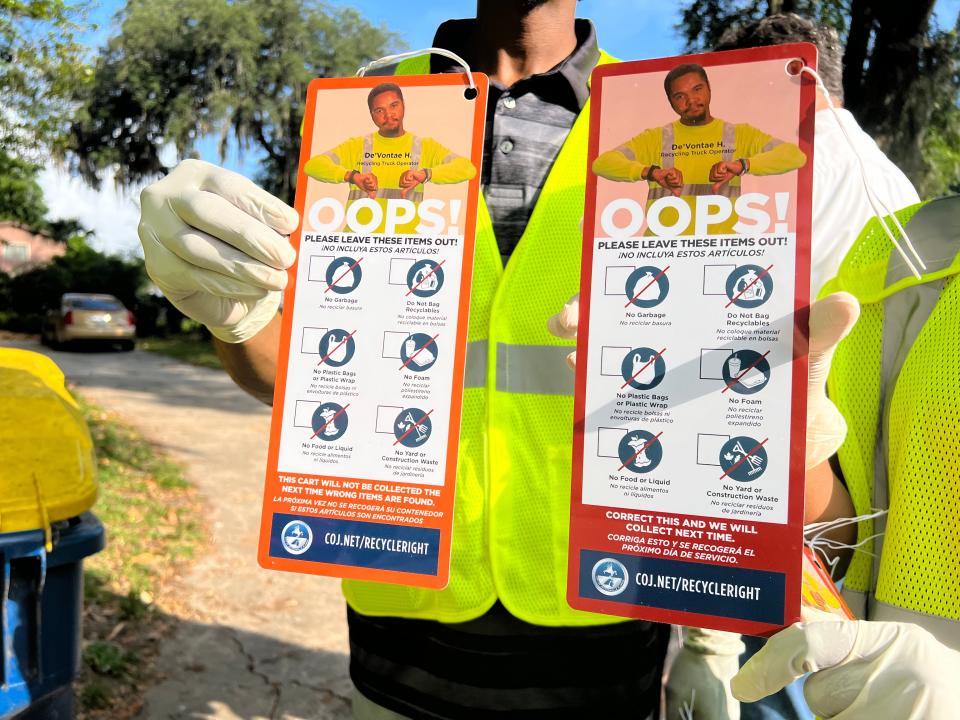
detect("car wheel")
(119, 340), (135, 352)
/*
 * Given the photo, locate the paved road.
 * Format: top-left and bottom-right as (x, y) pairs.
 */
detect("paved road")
(2, 340), (351, 719)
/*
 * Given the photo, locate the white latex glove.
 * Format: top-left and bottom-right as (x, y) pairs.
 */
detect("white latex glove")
(666, 628), (744, 720)
(732, 616), (960, 719)
(138, 159), (300, 343)
(546, 293), (579, 369)
(805, 292), (859, 468)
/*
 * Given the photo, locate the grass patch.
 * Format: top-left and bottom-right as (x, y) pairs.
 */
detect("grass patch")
(138, 334), (222, 370)
(75, 395), (204, 720)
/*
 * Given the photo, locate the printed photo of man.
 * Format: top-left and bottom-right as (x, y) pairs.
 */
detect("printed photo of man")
(304, 82), (477, 233)
(593, 63), (807, 235)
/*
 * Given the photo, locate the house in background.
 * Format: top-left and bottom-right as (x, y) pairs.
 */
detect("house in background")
(0, 221), (65, 275)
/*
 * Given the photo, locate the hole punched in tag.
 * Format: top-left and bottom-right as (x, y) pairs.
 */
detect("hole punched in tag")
(784, 57), (806, 77)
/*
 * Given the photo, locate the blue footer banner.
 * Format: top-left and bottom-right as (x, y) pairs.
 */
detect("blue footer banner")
(579, 549), (785, 624)
(269, 513), (440, 575)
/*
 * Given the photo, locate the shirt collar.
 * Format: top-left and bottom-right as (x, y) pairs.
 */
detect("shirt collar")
(428, 18), (599, 111)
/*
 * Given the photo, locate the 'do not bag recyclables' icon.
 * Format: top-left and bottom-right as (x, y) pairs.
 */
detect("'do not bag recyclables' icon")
(725, 264), (772, 308)
(406, 259), (445, 298)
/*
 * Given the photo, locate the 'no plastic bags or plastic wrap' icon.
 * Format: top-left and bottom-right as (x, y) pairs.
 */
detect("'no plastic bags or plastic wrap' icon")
(319, 329), (356, 367)
(620, 347), (666, 390)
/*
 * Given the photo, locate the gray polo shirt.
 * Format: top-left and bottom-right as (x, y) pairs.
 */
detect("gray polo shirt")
(431, 18), (600, 263)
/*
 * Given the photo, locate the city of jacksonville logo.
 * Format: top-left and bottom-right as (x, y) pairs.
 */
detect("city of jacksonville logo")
(281, 520), (313, 555)
(591, 558), (629, 596)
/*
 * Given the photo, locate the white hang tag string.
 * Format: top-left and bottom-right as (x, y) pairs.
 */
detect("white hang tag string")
(803, 508), (888, 578)
(357, 48), (478, 96)
(790, 61), (925, 280)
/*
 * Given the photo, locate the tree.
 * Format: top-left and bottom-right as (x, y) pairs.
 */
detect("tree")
(678, 0), (960, 196)
(68, 0), (399, 204)
(0, 0), (92, 160)
(4, 236), (145, 319)
(0, 151), (48, 228)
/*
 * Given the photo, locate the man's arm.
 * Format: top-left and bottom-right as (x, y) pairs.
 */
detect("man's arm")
(592, 129), (685, 194)
(805, 460), (856, 572)
(592, 143), (646, 182)
(735, 124), (807, 176)
(303, 138), (360, 183)
(420, 139), (477, 184)
(213, 312), (282, 405)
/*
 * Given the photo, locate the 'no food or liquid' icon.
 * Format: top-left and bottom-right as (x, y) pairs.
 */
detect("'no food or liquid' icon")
(617, 429), (664, 473)
(311, 401), (349, 442)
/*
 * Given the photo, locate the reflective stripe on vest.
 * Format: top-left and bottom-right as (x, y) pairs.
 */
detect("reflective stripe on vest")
(410, 135), (422, 168)
(361, 133), (373, 173)
(347, 187), (424, 202)
(647, 184), (737, 201)
(463, 340), (487, 389)
(721, 121), (735, 161)
(496, 343), (573, 395)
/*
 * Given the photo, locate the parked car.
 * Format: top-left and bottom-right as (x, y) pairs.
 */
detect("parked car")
(41, 293), (136, 351)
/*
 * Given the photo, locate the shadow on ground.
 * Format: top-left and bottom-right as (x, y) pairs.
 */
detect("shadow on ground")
(2, 339), (269, 416)
(78, 585), (352, 720)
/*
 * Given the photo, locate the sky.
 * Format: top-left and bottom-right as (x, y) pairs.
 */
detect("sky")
(40, 0), (960, 255)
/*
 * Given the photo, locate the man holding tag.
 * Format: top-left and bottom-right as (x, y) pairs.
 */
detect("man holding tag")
(592, 62), (807, 236)
(304, 82), (477, 232)
(136, 1), (674, 718)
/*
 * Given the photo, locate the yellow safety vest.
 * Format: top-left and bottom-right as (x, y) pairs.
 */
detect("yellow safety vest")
(820, 198), (960, 649)
(342, 51), (625, 626)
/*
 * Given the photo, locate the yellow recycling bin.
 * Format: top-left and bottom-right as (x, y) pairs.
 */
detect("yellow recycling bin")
(0, 348), (97, 535)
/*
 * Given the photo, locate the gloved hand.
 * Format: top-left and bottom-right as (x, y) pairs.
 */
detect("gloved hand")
(138, 159), (299, 343)
(732, 615), (960, 719)
(805, 292), (859, 468)
(665, 627), (744, 720)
